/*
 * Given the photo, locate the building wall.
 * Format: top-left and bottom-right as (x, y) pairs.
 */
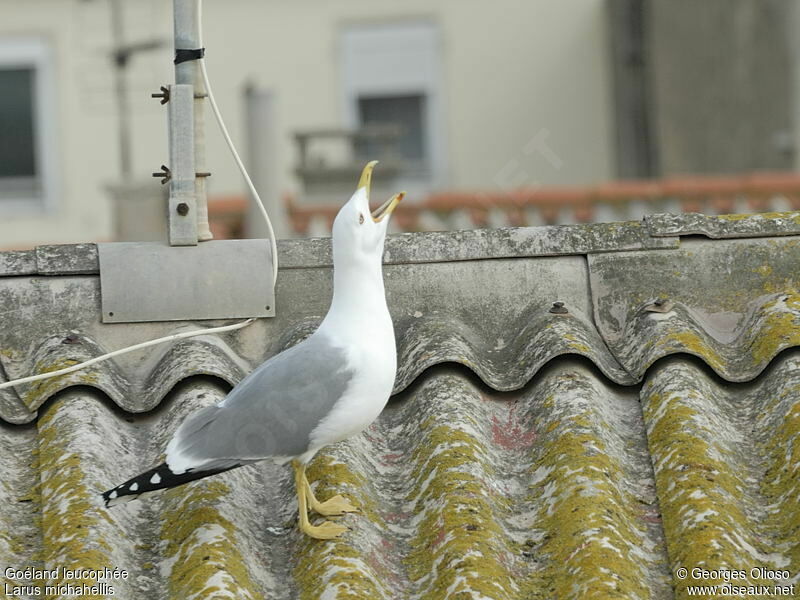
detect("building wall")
(0, 0), (172, 249)
(0, 0), (614, 248)
(788, 0), (800, 173)
(649, 0), (793, 175)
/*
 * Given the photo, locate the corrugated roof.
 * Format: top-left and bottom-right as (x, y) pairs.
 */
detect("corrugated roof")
(1, 213), (799, 599)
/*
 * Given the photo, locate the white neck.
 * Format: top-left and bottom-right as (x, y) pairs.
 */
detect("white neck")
(318, 251), (392, 338)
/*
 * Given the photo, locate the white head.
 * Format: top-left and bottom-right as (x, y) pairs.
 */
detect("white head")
(331, 161), (404, 269)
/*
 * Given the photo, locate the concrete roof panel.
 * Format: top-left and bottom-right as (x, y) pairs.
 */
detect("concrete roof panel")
(1, 215), (798, 596)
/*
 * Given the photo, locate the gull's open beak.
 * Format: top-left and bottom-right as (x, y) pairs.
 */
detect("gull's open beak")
(357, 161), (404, 222)
(371, 192), (404, 222)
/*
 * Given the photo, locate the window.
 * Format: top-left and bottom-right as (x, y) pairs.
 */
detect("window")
(0, 38), (56, 211)
(357, 94), (425, 162)
(341, 22), (444, 187)
(0, 69), (37, 197)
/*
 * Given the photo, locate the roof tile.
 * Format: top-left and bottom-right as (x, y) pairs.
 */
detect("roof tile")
(643, 354), (800, 594)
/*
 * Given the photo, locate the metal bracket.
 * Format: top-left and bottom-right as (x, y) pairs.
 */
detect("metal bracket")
(167, 84), (198, 246)
(97, 240), (275, 323)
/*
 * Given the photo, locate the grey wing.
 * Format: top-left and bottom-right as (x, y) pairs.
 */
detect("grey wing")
(165, 333), (354, 472)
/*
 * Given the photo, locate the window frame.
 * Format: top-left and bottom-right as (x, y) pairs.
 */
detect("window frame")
(340, 21), (447, 190)
(0, 37), (58, 215)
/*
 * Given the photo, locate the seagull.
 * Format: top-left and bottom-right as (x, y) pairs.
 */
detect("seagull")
(102, 162), (403, 539)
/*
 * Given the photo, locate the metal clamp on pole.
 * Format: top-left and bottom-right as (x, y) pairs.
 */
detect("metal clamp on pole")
(167, 84), (198, 245)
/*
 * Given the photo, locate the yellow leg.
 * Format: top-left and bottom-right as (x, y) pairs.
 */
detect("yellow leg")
(303, 470), (359, 517)
(292, 461), (348, 540)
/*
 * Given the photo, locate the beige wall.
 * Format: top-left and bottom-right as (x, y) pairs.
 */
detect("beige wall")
(0, 0), (614, 248)
(0, 0), (172, 249)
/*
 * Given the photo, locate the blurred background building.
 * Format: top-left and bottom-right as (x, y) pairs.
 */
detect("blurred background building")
(1, 0), (800, 248)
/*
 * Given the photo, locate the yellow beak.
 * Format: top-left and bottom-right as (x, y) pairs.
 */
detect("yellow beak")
(371, 192), (404, 222)
(357, 160), (379, 192)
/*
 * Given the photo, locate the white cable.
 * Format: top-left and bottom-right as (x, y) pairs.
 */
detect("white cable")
(0, 319), (255, 392)
(1, 1), (281, 393)
(196, 0), (278, 287)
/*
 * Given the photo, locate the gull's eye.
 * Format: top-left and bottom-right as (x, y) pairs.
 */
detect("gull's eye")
(359, 213), (365, 225)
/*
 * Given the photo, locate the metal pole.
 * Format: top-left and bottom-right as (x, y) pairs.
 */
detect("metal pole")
(171, 0), (212, 244)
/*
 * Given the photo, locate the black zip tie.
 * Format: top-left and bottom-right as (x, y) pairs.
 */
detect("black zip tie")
(174, 48), (205, 65)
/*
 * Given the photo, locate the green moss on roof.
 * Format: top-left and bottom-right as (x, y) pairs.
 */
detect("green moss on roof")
(294, 454), (387, 600)
(405, 418), (518, 599)
(633, 289), (800, 377)
(759, 383), (800, 578)
(37, 399), (112, 600)
(25, 358), (99, 410)
(643, 376), (797, 596)
(522, 413), (655, 598)
(161, 480), (258, 600)
(563, 333), (592, 355)
(645, 396), (746, 580)
(751, 293), (800, 366)
(653, 330), (725, 373)
(295, 541), (386, 600)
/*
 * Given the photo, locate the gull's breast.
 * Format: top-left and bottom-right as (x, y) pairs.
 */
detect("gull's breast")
(307, 323), (396, 450)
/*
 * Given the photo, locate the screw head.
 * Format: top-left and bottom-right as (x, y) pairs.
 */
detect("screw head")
(549, 301), (568, 314)
(176, 202), (190, 216)
(644, 297), (674, 313)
